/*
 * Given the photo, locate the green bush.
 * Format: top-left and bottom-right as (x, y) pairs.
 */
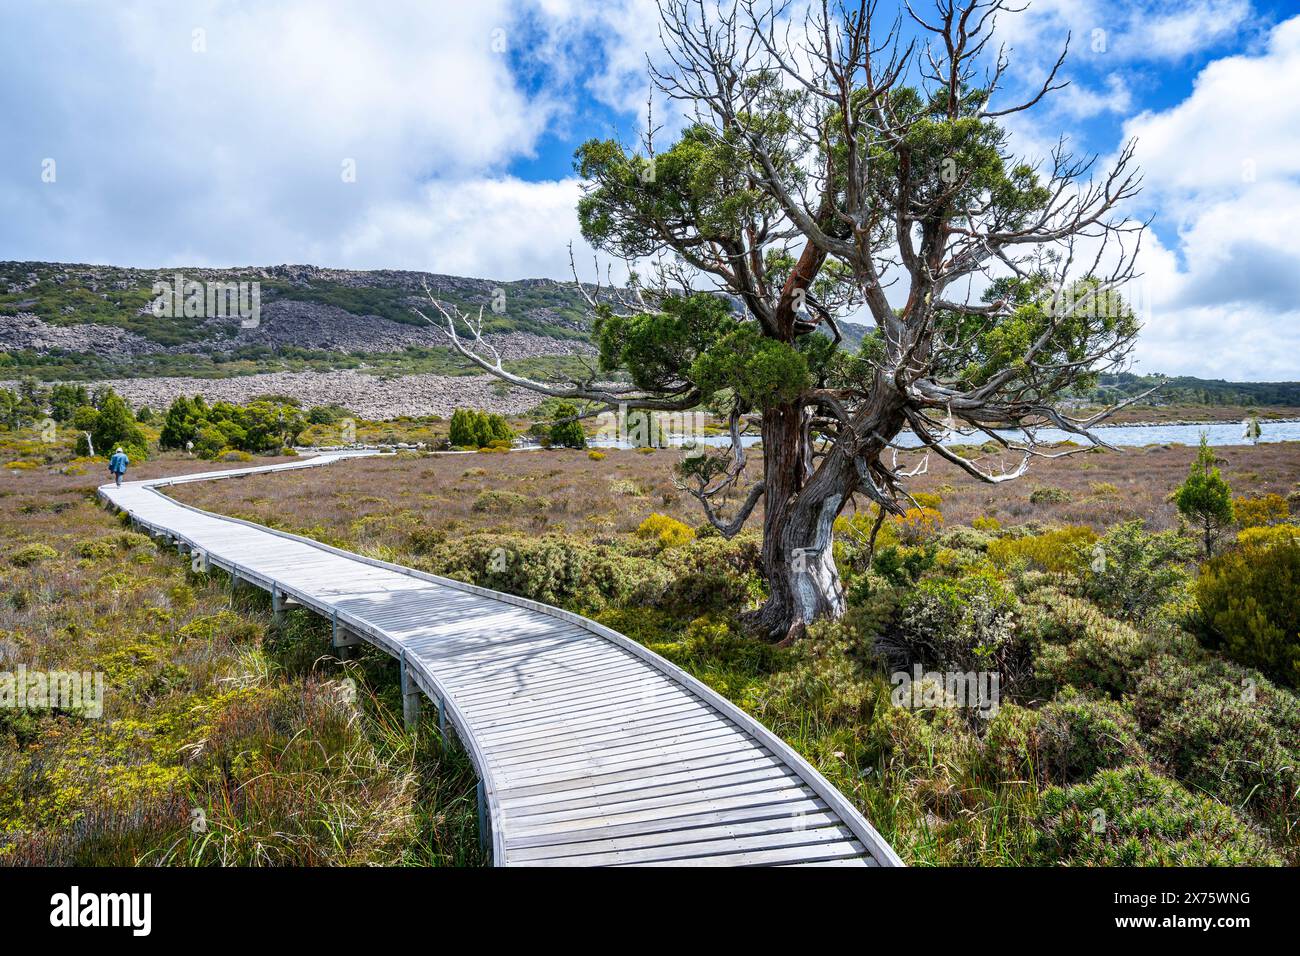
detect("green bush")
(449, 408), (514, 448)
(1034, 695), (1143, 785)
(1029, 487), (1071, 505)
(1194, 538), (1300, 687)
(193, 425), (226, 460)
(881, 572), (1030, 690)
(91, 390), (148, 461)
(1080, 520), (1194, 620)
(471, 490), (546, 514)
(1034, 767), (1282, 865)
(988, 525), (1098, 575)
(159, 395), (305, 454)
(657, 534), (762, 616)
(1028, 593), (1147, 698)
(1132, 655), (1300, 826)
(427, 533), (670, 613)
(547, 401), (586, 449)
(9, 543), (59, 567)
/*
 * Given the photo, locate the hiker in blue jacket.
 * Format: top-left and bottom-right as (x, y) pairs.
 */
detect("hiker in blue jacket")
(108, 446), (129, 487)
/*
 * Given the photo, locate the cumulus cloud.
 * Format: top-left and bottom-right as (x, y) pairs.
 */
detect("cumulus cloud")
(1120, 17), (1300, 379)
(0, 0), (558, 268)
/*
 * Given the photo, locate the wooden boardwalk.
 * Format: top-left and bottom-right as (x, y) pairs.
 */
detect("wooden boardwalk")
(100, 453), (901, 867)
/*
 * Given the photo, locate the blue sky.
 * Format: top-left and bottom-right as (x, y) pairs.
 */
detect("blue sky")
(2, 0), (1299, 379)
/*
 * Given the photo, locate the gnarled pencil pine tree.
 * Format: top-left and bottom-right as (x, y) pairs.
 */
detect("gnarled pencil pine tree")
(421, 0), (1148, 641)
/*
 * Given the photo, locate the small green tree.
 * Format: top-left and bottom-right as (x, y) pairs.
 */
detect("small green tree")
(193, 425), (227, 460)
(49, 383), (89, 423)
(92, 391), (147, 460)
(548, 402), (586, 449)
(1175, 435), (1234, 556)
(0, 388), (20, 430)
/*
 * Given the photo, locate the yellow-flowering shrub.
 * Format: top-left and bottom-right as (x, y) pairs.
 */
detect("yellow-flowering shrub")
(894, 506), (943, 545)
(988, 525), (1098, 575)
(636, 512), (695, 549)
(1236, 523), (1300, 549)
(587, 450), (606, 461)
(1234, 493), (1290, 528)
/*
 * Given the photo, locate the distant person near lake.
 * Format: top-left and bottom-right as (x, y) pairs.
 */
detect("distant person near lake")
(108, 446), (129, 487)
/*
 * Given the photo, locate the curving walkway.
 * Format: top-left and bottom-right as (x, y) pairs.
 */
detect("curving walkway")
(100, 453), (902, 867)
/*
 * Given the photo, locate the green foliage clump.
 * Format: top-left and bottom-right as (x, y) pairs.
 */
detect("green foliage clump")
(1034, 695), (1144, 785)
(306, 404), (353, 426)
(1028, 486), (1071, 505)
(427, 533), (670, 614)
(1195, 538), (1300, 687)
(9, 543), (59, 567)
(1130, 654), (1300, 828)
(882, 572), (1029, 688)
(1080, 520), (1194, 620)
(471, 490), (545, 514)
(449, 408), (514, 449)
(91, 391), (148, 461)
(49, 383), (90, 423)
(544, 402), (586, 449)
(1028, 592), (1148, 698)
(655, 534), (763, 617)
(159, 394), (305, 457)
(1175, 434), (1234, 555)
(1034, 767), (1282, 866)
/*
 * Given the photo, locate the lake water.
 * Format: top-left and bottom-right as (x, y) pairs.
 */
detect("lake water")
(588, 418), (1300, 451)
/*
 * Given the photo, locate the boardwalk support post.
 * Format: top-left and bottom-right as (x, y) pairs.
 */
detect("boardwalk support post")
(331, 611), (362, 659)
(400, 655), (421, 730)
(271, 586), (282, 624)
(477, 779), (490, 856)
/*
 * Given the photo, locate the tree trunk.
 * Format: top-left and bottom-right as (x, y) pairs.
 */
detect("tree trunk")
(749, 401), (849, 642)
(747, 383), (908, 642)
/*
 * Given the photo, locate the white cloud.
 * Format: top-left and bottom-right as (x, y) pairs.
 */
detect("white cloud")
(1120, 17), (1300, 379)
(340, 176), (602, 280)
(0, 0), (557, 269)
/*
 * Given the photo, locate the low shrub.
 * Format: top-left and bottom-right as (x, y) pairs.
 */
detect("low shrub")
(1130, 655), (1300, 830)
(657, 534), (763, 617)
(471, 490), (546, 514)
(10, 543), (58, 567)
(879, 572), (1030, 692)
(1034, 767), (1282, 865)
(1029, 487), (1071, 505)
(1034, 695), (1143, 785)
(1236, 523), (1300, 549)
(894, 506), (942, 545)
(1234, 493), (1289, 528)
(1080, 520), (1194, 620)
(1194, 538), (1300, 686)
(988, 525), (1098, 576)
(1028, 593), (1147, 698)
(587, 450), (605, 461)
(635, 513), (695, 549)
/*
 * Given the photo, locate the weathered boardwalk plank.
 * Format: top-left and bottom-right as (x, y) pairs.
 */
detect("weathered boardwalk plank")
(99, 453), (902, 867)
